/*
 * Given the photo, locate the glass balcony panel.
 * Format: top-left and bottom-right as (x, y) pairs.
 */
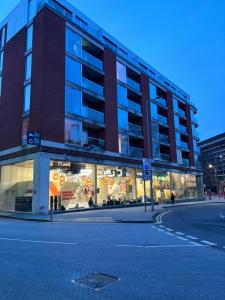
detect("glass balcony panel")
(82, 50), (103, 70)
(128, 123), (143, 136)
(129, 146), (143, 158)
(182, 158), (190, 166)
(156, 97), (167, 107)
(82, 106), (104, 123)
(127, 77), (141, 92)
(82, 77), (104, 96)
(160, 153), (171, 162)
(159, 134), (169, 144)
(178, 109), (186, 118)
(181, 141), (189, 150)
(128, 100), (142, 114)
(158, 115), (168, 125)
(82, 135), (105, 150)
(179, 125), (187, 133)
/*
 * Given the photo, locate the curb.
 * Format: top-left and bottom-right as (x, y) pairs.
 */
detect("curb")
(0, 215), (51, 222)
(162, 201), (225, 209)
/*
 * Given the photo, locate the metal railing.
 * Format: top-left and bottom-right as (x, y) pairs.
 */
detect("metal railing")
(129, 123), (143, 136)
(181, 141), (189, 150)
(82, 77), (104, 96)
(128, 100), (142, 114)
(179, 124), (187, 134)
(182, 158), (190, 166)
(127, 77), (141, 92)
(159, 134), (169, 144)
(129, 146), (143, 158)
(160, 153), (171, 162)
(157, 114), (168, 125)
(82, 106), (104, 123)
(178, 108), (186, 118)
(82, 136), (105, 150)
(156, 97), (167, 107)
(82, 49), (103, 71)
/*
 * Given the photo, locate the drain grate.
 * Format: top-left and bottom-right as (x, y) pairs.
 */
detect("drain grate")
(72, 272), (119, 290)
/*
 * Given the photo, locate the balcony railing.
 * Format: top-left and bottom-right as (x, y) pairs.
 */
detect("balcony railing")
(192, 130), (199, 139)
(181, 141), (189, 151)
(179, 125), (187, 134)
(82, 106), (104, 123)
(192, 116), (198, 124)
(156, 97), (167, 107)
(129, 123), (143, 136)
(128, 100), (142, 114)
(159, 134), (169, 144)
(127, 77), (141, 92)
(82, 50), (103, 71)
(157, 115), (168, 125)
(182, 158), (190, 166)
(160, 153), (171, 162)
(129, 146), (143, 159)
(178, 109), (186, 118)
(82, 135), (105, 150)
(82, 77), (104, 97)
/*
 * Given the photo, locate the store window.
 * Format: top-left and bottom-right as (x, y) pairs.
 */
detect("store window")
(25, 54), (32, 81)
(116, 61), (127, 83)
(0, 160), (34, 212)
(153, 172), (171, 203)
(66, 27), (82, 57)
(170, 173), (197, 200)
(65, 56), (82, 86)
(117, 84), (128, 107)
(118, 108), (128, 130)
(24, 84), (31, 113)
(65, 85), (82, 116)
(22, 118), (29, 144)
(65, 118), (82, 145)
(26, 25), (33, 51)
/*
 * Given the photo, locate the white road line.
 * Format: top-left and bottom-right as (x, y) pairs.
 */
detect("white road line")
(175, 232), (185, 235)
(157, 228), (165, 232)
(156, 211), (171, 224)
(165, 228), (174, 232)
(186, 235), (199, 240)
(201, 240), (217, 246)
(116, 245), (143, 248)
(176, 236), (188, 241)
(0, 237), (77, 245)
(159, 225), (165, 228)
(165, 232), (175, 236)
(116, 244), (205, 249)
(190, 241), (202, 246)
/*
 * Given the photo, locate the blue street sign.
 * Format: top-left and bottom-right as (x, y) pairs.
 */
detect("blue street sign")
(142, 170), (153, 181)
(27, 131), (41, 146)
(143, 158), (152, 171)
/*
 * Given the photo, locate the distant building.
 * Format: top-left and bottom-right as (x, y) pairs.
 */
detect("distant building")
(199, 133), (225, 195)
(0, 0), (203, 214)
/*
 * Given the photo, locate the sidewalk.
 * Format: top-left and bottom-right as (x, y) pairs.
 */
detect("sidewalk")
(0, 198), (225, 223)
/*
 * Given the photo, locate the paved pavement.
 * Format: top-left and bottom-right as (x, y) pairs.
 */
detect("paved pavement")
(0, 218), (225, 299)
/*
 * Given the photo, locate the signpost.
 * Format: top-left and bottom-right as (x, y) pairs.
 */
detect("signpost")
(27, 132), (41, 146)
(142, 158), (154, 212)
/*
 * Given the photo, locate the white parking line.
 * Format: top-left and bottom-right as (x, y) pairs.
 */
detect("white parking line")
(0, 237), (77, 245)
(201, 240), (217, 246)
(186, 235), (198, 240)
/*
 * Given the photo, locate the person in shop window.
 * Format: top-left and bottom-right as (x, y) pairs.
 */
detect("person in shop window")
(171, 192), (175, 204)
(88, 197), (94, 208)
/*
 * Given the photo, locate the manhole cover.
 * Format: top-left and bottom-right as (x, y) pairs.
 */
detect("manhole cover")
(72, 272), (119, 290)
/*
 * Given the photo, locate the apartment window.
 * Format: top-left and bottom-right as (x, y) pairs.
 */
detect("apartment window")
(0, 51), (3, 72)
(193, 140), (198, 153)
(176, 149), (182, 164)
(153, 142), (160, 159)
(24, 84), (31, 113)
(150, 83), (157, 100)
(118, 108), (128, 130)
(152, 123), (159, 141)
(176, 133), (181, 147)
(25, 54), (32, 81)
(119, 134), (129, 155)
(117, 84), (128, 107)
(0, 76), (2, 97)
(116, 61), (127, 83)
(22, 118), (29, 144)
(65, 118), (82, 145)
(173, 97), (179, 113)
(65, 56), (82, 86)
(66, 28), (82, 57)
(174, 115), (179, 130)
(65, 85), (82, 116)
(26, 25), (33, 51)
(0, 27), (6, 48)
(150, 102), (158, 120)
(28, 0), (36, 21)
(76, 16), (88, 30)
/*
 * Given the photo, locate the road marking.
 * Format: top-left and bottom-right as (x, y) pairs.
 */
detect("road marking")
(165, 232), (175, 236)
(175, 232), (184, 235)
(186, 235), (198, 240)
(116, 244), (206, 249)
(165, 228), (174, 232)
(0, 237), (77, 245)
(190, 241), (202, 246)
(201, 240), (217, 246)
(156, 211), (171, 224)
(157, 228), (165, 232)
(159, 225), (165, 228)
(176, 236), (188, 241)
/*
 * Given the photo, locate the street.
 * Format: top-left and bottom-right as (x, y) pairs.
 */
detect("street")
(0, 203), (225, 299)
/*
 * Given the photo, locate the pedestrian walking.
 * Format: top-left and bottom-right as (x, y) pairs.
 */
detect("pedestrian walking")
(171, 192), (175, 204)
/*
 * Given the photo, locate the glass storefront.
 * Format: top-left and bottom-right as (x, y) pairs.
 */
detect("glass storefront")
(49, 160), (203, 210)
(0, 160), (34, 212)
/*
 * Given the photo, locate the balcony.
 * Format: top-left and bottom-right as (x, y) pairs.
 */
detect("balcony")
(82, 136), (105, 151)
(179, 125), (187, 134)
(127, 77), (141, 92)
(192, 131), (200, 139)
(159, 134), (169, 144)
(82, 106), (104, 124)
(128, 100), (142, 114)
(129, 123), (143, 136)
(181, 141), (189, 151)
(160, 153), (171, 162)
(82, 49), (103, 71)
(192, 115), (198, 124)
(157, 115), (168, 125)
(156, 97), (167, 108)
(182, 158), (190, 166)
(82, 77), (104, 97)
(129, 146), (143, 159)
(178, 109), (186, 118)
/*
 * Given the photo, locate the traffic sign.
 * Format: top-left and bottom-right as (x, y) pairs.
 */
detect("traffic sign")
(27, 131), (41, 146)
(142, 170), (153, 181)
(143, 158), (152, 171)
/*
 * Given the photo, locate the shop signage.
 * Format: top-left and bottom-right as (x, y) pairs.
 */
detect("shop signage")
(27, 131), (41, 146)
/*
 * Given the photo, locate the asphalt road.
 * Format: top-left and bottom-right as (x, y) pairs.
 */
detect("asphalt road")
(0, 207), (225, 300)
(161, 203), (225, 248)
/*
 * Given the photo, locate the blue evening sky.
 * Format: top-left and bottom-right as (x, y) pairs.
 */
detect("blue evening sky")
(1, 0), (225, 141)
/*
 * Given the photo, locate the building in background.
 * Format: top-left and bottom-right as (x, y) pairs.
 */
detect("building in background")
(199, 132), (225, 196)
(0, 0), (203, 213)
